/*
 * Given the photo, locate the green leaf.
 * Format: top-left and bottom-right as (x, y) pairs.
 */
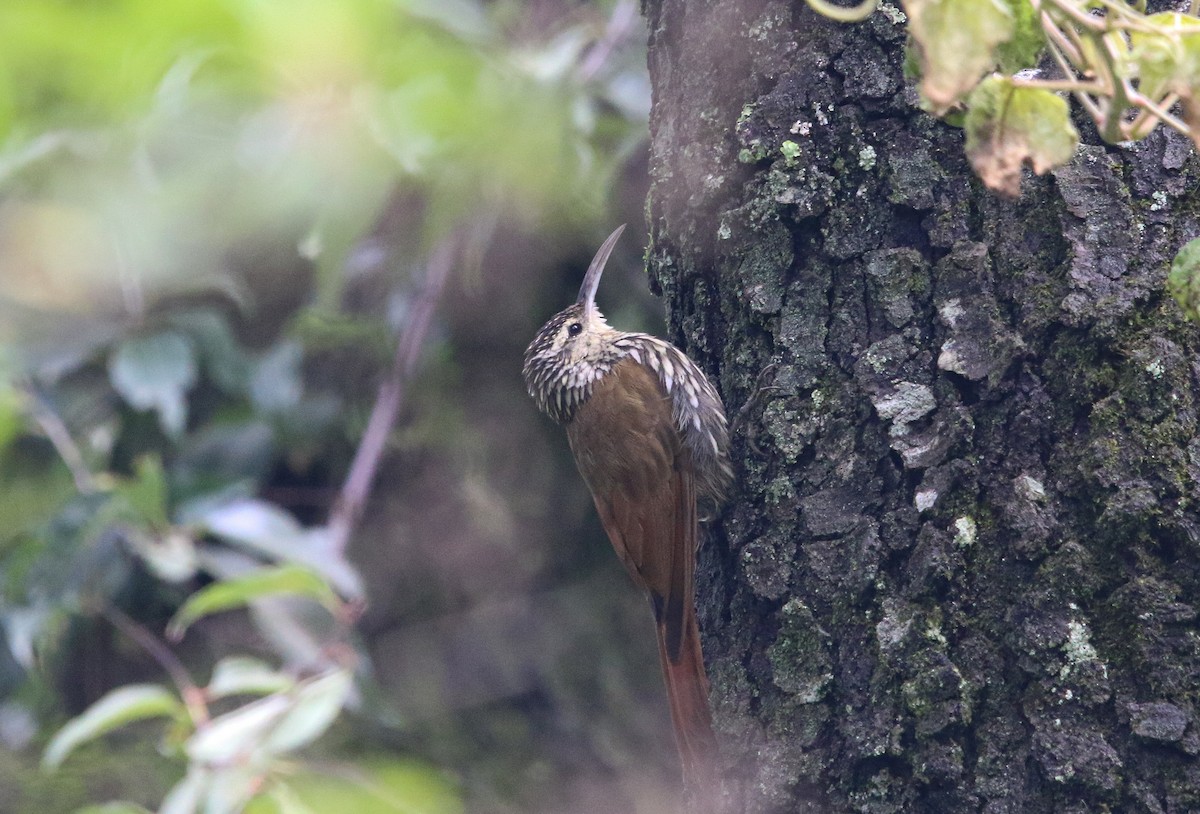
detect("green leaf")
(74, 803), (155, 814)
(186, 694), (291, 764)
(277, 757), (464, 814)
(195, 499), (364, 599)
(167, 564), (339, 640)
(207, 656), (295, 698)
(905, 0), (1015, 113)
(42, 684), (183, 769)
(114, 455), (169, 527)
(196, 765), (265, 814)
(249, 341), (303, 414)
(260, 668), (353, 755)
(964, 76), (1080, 196)
(1168, 237), (1200, 324)
(167, 310), (253, 395)
(0, 381), (24, 455)
(1131, 13), (1200, 103)
(127, 527), (198, 583)
(159, 766), (207, 814)
(995, 0), (1045, 72)
(195, 498), (303, 545)
(108, 332), (197, 437)
(186, 668), (352, 763)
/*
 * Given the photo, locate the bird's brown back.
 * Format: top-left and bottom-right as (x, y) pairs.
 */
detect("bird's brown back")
(566, 356), (716, 788)
(567, 356), (696, 659)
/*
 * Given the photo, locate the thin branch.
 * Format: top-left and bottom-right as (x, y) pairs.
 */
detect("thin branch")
(1043, 0), (1108, 32)
(1100, 92), (1127, 140)
(327, 233), (461, 556)
(1124, 86), (1193, 136)
(1076, 91), (1108, 123)
(1044, 23), (1084, 77)
(25, 387), (98, 494)
(1085, 0), (1161, 29)
(1011, 76), (1103, 92)
(1044, 14), (1086, 68)
(100, 603), (208, 725)
(1081, 29), (1130, 140)
(577, 0), (638, 83)
(1126, 104), (1161, 139)
(1036, 0), (1197, 144)
(1039, 25), (1110, 123)
(1087, 29), (1119, 96)
(1108, 13), (1165, 35)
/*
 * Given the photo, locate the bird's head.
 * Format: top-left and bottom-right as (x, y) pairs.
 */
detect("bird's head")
(523, 224), (627, 421)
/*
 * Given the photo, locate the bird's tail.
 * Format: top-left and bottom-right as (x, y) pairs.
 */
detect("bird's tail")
(656, 606), (719, 795)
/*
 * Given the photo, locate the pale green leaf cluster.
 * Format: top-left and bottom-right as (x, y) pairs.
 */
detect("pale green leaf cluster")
(964, 77), (1080, 196)
(811, 0), (1199, 194)
(1131, 13), (1200, 120)
(43, 685), (185, 769)
(1168, 237), (1200, 324)
(906, 0), (1015, 113)
(949, 0), (1199, 192)
(41, 565), (364, 812)
(158, 667), (356, 814)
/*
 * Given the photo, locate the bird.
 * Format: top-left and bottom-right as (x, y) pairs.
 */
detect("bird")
(522, 224), (732, 792)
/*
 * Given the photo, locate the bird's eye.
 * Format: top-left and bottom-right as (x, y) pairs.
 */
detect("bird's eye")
(567, 322), (583, 337)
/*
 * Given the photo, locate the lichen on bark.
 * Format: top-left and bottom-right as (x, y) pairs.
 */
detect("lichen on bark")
(642, 0), (1200, 811)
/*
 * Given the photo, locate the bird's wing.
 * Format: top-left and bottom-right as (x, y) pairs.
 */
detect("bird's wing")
(567, 358), (717, 786)
(568, 358), (692, 654)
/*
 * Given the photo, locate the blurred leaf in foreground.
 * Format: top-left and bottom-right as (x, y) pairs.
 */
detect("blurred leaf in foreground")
(905, 0), (1015, 113)
(247, 757), (464, 814)
(964, 76), (1079, 195)
(109, 333), (198, 438)
(167, 564), (340, 640)
(1168, 236), (1200, 324)
(205, 656), (295, 699)
(42, 684), (184, 769)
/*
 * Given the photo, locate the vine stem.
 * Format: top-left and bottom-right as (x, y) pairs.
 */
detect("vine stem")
(1041, 0), (1107, 32)
(1042, 13), (1085, 65)
(24, 386), (98, 494)
(100, 603), (209, 725)
(578, 0), (638, 82)
(1011, 76), (1100, 92)
(326, 231), (461, 556)
(1123, 85), (1192, 137)
(1033, 0), (1197, 145)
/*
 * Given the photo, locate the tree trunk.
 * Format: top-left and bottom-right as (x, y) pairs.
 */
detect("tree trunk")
(641, 1), (1200, 812)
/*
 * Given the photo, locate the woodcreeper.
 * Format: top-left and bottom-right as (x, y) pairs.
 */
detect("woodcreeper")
(523, 225), (731, 790)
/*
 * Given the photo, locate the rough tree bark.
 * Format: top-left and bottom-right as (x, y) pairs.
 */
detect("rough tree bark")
(641, 0), (1200, 812)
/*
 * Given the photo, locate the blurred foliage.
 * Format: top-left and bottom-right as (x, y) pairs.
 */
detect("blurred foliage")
(243, 757), (463, 814)
(0, 0), (652, 811)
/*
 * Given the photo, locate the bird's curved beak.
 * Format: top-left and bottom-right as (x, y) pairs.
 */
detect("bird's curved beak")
(576, 224), (627, 318)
